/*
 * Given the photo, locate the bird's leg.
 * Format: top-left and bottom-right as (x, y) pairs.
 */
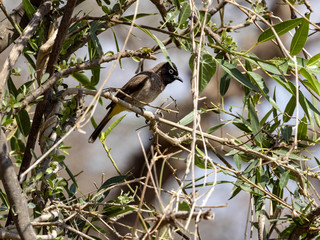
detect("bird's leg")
(136, 107), (145, 118)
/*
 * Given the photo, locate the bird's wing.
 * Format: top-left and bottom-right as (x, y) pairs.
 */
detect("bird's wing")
(121, 71), (157, 95)
(105, 71), (158, 110)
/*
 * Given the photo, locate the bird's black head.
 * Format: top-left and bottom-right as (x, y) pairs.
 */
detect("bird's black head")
(161, 62), (183, 85)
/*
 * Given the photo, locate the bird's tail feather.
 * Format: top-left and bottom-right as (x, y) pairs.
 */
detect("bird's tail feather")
(88, 115), (112, 143)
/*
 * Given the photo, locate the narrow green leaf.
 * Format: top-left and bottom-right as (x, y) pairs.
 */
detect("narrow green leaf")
(22, 0), (36, 20)
(153, 35), (171, 62)
(290, 19), (309, 56)
(283, 96), (296, 123)
(0, 189), (9, 209)
(306, 53), (320, 67)
(313, 96), (320, 128)
(258, 18), (303, 43)
(233, 154), (242, 170)
(300, 67), (320, 95)
(279, 170), (290, 190)
(301, 91), (320, 118)
(220, 71), (231, 96)
(229, 184), (242, 200)
(137, 25), (171, 62)
(233, 122), (251, 133)
(120, 13), (156, 21)
(215, 59), (259, 91)
(207, 123), (225, 134)
(248, 100), (262, 144)
(272, 88), (278, 120)
(60, 161), (78, 188)
(297, 116), (308, 140)
(101, 114), (126, 141)
(15, 109), (30, 137)
(88, 21), (103, 87)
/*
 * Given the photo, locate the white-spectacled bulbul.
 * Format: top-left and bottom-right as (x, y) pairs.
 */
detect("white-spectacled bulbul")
(88, 62), (182, 143)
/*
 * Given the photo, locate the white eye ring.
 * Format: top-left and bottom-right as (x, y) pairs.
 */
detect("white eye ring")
(169, 69), (174, 74)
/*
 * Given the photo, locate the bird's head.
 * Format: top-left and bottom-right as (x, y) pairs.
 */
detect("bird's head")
(160, 62), (183, 85)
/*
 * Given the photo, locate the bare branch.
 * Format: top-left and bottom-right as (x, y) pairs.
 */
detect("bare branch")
(0, 0), (52, 101)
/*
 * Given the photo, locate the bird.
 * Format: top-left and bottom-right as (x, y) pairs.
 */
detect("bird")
(88, 61), (182, 143)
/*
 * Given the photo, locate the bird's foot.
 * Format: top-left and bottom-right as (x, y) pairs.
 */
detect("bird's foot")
(136, 107), (145, 118)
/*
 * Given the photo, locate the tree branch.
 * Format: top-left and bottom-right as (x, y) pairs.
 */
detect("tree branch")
(18, 49), (155, 112)
(0, 0), (52, 100)
(0, 128), (36, 239)
(0, 0), (43, 53)
(289, 206), (320, 240)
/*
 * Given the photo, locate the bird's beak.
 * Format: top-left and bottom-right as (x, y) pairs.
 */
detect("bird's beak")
(175, 76), (183, 82)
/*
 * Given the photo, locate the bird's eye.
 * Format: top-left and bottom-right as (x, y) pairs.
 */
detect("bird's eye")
(169, 69), (174, 74)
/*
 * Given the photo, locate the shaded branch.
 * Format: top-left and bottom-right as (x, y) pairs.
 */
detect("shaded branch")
(289, 206), (320, 240)
(0, 129), (36, 239)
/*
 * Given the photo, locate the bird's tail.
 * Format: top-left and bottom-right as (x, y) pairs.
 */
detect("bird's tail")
(88, 114), (112, 143)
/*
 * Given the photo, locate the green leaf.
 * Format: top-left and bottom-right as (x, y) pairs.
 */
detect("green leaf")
(290, 19), (309, 56)
(175, 109), (206, 129)
(257, 61), (282, 75)
(0, 189), (9, 209)
(300, 91), (320, 119)
(96, 175), (127, 201)
(88, 21), (103, 87)
(220, 71), (231, 96)
(72, 72), (92, 88)
(306, 53), (320, 67)
(313, 96), (320, 128)
(233, 122), (251, 133)
(247, 71), (269, 94)
(283, 96), (296, 123)
(281, 125), (292, 143)
(136, 25), (171, 62)
(7, 77), (18, 97)
(120, 13), (156, 21)
(258, 18), (303, 43)
(15, 109), (30, 137)
(40, 73), (50, 84)
(22, 0), (36, 20)
(189, 54), (216, 93)
(100, 114), (126, 141)
(60, 161), (78, 189)
(178, 201), (190, 211)
(215, 59), (259, 91)
(248, 99), (262, 144)
(297, 116), (308, 140)
(207, 123), (225, 134)
(233, 154), (242, 170)
(178, 3), (191, 29)
(300, 68), (320, 95)
(279, 170), (290, 190)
